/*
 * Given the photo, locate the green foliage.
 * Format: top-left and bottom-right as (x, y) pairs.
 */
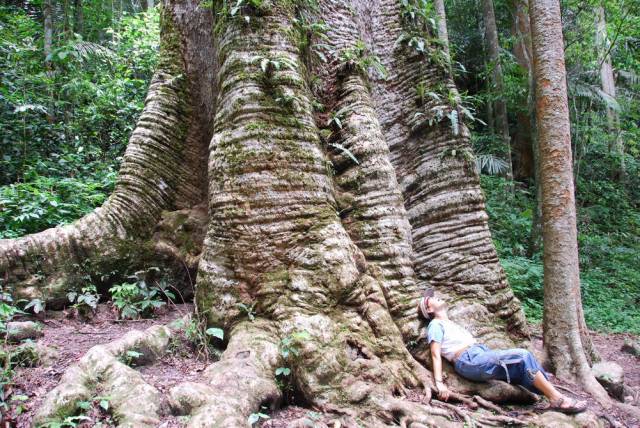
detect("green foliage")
(481, 174), (640, 333)
(338, 40), (387, 79)
(119, 350), (143, 366)
(0, 5), (159, 238)
(235, 302), (256, 321)
(109, 268), (174, 319)
(211, 0), (265, 27)
(248, 408), (270, 426)
(67, 285), (100, 317)
(0, 164), (116, 239)
(205, 327), (224, 340)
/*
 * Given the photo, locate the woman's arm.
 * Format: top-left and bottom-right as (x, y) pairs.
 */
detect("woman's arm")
(430, 341), (450, 401)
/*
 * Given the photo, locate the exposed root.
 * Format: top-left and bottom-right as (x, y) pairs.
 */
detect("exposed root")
(169, 320), (282, 427)
(34, 323), (175, 427)
(473, 395), (506, 414)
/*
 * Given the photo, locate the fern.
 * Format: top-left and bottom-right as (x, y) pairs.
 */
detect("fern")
(475, 154), (509, 175)
(447, 110), (459, 135)
(570, 81), (620, 112)
(329, 143), (359, 165)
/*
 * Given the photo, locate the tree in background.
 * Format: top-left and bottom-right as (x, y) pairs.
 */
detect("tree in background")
(595, 3), (625, 180)
(481, 0), (513, 181)
(529, 0), (607, 401)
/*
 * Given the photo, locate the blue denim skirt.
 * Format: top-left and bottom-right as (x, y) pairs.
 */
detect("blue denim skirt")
(453, 344), (548, 394)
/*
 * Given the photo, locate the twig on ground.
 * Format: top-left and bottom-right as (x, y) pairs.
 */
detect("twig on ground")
(478, 414), (528, 426)
(602, 413), (624, 428)
(555, 384), (586, 397)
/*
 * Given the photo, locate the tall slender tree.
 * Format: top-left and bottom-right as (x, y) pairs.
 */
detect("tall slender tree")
(511, 0), (535, 181)
(595, 4), (625, 180)
(529, 0), (607, 401)
(481, 0), (514, 181)
(434, 0), (451, 58)
(43, 0), (53, 64)
(74, 0), (83, 36)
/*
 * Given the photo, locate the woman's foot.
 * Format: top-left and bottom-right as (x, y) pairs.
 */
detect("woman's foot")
(548, 396), (588, 414)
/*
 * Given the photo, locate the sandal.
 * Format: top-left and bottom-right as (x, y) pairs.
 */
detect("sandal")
(548, 397), (588, 414)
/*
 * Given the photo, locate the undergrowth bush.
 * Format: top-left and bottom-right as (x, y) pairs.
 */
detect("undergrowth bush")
(481, 175), (640, 333)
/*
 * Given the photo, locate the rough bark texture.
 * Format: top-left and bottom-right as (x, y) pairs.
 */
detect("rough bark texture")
(362, 0), (529, 347)
(529, 0), (608, 402)
(2, 0), (545, 425)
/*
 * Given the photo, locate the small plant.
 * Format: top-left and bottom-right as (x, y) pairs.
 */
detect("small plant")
(236, 302), (256, 321)
(248, 407), (270, 426)
(119, 350), (143, 366)
(338, 40), (387, 79)
(67, 285), (100, 318)
(275, 330), (310, 402)
(109, 268), (172, 319)
(0, 288), (21, 334)
(23, 298), (45, 315)
(328, 143), (359, 165)
(205, 327), (224, 340)
(273, 92), (302, 111)
(327, 106), (350, 130)
(399, 0), (436, 31)
(251, 54), (297, 82)
(214, 0), (265, 25)
(178, 317), (224, 360)
(39, 415), (92, 428)
(276, 330), (310, 373)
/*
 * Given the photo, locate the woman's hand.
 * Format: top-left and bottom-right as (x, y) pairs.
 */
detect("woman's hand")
(435, 380), (450, 401)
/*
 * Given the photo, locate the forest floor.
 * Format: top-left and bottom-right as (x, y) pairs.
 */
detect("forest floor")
(2, 304), (639, 428)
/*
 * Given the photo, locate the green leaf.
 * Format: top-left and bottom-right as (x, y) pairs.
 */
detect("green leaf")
(275, 367), (291, 376)
(205, 327), (224, 340)
(99, 399), (110, 411)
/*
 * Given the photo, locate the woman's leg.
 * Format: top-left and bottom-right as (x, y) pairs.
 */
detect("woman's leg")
(532, 371), (562, 401)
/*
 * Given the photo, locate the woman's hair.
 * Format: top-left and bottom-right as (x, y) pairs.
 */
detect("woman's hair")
(417, 288), (435, 321)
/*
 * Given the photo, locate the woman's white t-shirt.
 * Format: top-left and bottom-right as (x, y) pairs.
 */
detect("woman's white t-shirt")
(426, 319), (475, 362)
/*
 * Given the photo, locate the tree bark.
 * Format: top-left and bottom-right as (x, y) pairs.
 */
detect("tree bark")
(433, 0), (451, 59)
(529, 0), (608, 402)
(63, 0), (71, 38)
(43, 0), (53, 63)
(74, 0), (83, 36)
(511, 0), (535, 181)
(481, 0), (513, 181)
(595, 4), (625, 180)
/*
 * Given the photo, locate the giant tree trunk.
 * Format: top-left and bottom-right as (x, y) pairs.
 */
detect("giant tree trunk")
(529, 0), (607, 402)
(481, 0), (513, 182)
(5, 0), (536, 425)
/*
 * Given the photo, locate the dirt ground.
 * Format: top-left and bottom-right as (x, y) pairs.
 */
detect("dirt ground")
(1, 304), (639, 427)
